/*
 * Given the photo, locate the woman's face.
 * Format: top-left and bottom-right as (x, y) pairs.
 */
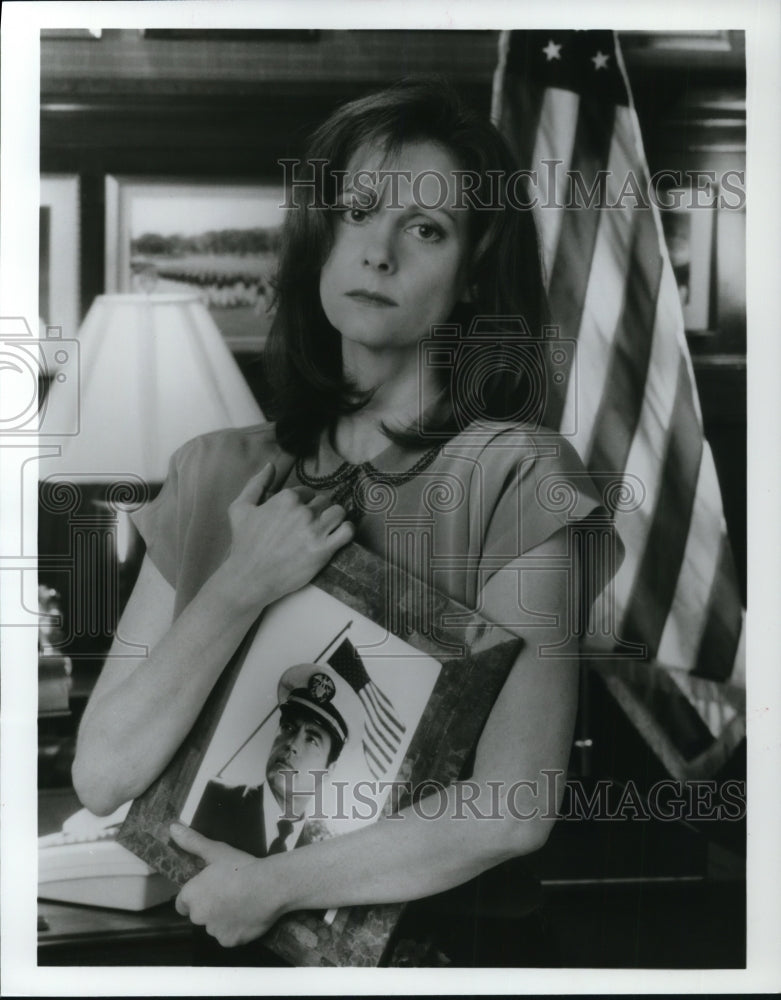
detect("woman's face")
(319, 139), (471, 359)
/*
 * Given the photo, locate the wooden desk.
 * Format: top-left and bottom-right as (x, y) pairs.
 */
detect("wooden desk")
(38, 788), (193, 966)
(38, 899), (193, 966)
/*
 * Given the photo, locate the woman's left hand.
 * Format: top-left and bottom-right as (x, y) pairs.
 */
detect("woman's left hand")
(169, 822), (284, 947)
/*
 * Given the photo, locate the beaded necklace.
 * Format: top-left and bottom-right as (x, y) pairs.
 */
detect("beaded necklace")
(295, 443), (442, 524)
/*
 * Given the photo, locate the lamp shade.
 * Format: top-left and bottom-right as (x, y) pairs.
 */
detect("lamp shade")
(42, 293), (264, 481)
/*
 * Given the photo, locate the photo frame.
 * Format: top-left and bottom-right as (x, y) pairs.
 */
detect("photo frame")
(104, 176), (286, 351)
(39, 175), (80, 339)
(659, 180), (717, 332)
(118, 541), (524, 966)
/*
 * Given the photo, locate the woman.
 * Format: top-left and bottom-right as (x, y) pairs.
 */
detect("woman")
(73, 79), (615, 961)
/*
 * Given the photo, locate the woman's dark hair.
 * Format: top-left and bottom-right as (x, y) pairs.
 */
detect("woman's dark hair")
(264, 77), (549, 457)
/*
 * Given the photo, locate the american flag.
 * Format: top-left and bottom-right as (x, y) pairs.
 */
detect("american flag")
(491, 30), (745, 778)
(327, 637), (406, 779)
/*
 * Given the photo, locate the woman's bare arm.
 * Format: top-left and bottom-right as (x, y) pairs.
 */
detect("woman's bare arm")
(73, 466), (353, 815)
(72, 554), (259, 815)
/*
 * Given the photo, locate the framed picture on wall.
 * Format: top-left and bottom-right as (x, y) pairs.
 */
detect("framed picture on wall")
(659, 180), (717, 333)
(118, 542), (524, 966)
(104, 177), (286, 351)
(39, 175), (80, 339)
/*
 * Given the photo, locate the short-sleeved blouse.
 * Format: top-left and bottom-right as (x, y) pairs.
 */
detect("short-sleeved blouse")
(132, 422), (620, 966)
(132, 420), (617, 622)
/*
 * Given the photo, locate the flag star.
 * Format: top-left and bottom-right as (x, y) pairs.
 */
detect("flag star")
(542, 39), (562, 61)
(592, 50), (610, 70)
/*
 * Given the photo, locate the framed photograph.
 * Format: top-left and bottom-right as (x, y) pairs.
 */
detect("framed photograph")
(659, 181), (717, 332)
(39, 175), (80, 339)
(104, 177), (286, 350)
(118, 542), (523, 966)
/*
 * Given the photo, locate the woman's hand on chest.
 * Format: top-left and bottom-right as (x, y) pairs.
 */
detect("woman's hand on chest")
(216, 462), (355, 611)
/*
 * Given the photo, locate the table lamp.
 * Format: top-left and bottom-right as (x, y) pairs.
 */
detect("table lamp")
(38, 292), (264, 661)
(41, 292), (263, 481)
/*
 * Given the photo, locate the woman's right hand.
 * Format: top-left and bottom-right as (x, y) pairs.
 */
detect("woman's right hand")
(218, 462), (354, 611)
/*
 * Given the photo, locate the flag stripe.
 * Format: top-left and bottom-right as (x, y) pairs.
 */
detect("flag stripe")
(602, 671), (717, 764)
(544, 96), (615, 428)
(360, 691), (399, 747)
(364, 683), (405, 736)
(619, 357), (704, 659)
(669, 669), (740, 740)
(559, 127), (636, 456)
(587, 214), (663, 478)
(367, 678), (403, 721)
(656, 447), (724, 667)
(729, 615), (746, 688)
(363, 724), (388, 754)
(359, 699), (397, 758)
(531, 88), (581, 278)
(364, 726), (395, 764)
(547, 95), (616, 318)
(362, 721), (394, 765)
(362, 740), (384, 779)
(693, 535), (744, 681)
(606, 258), (688, 633)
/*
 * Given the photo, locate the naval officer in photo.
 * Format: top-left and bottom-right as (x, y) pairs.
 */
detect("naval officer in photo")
(190, 663), (363, 857)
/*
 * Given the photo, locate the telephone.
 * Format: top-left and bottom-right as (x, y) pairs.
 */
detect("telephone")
(38, 801), (177, 911)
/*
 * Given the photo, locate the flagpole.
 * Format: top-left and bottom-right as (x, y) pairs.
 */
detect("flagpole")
(314, 620), (353, 664)
(215, 704), (278, 779)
